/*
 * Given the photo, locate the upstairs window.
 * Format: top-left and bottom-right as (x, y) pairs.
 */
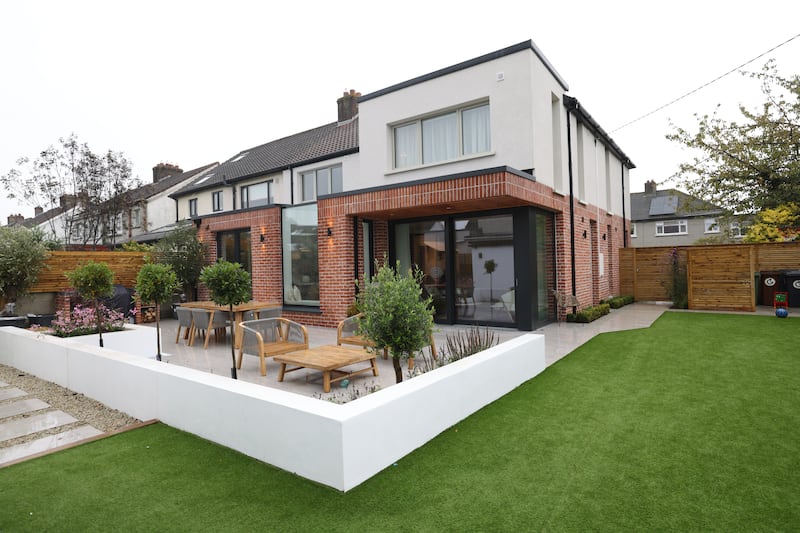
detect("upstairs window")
(301, 165), (343, 201)
(189, 198), (198, 217)
(656, 220), (687, 235)
(393, 102), (490, 169)
(131, 208), (141, 229)
(704, 218), (719, 233)
(212, 191), (223, 212)
(241, 181), (273, 209)
(630, 223), (637, 238)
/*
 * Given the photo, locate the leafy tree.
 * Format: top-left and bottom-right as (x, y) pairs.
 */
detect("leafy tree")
(0, 226), (51, 306)
(135, 263), (180, 361)
(0, 134), (140, 248)
(743, 203), (800, 242)
(152, 222), (206, 300)
(66, 261), (115, 347)
(357, 259), (434, 383)
(199, 260), (251, 379)
(667, 61), (800, 217)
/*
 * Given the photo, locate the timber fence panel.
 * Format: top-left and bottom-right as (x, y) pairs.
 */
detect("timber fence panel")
(30, 251), (148, 293)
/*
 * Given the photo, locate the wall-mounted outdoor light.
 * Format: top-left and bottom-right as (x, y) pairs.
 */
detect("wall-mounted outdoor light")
(260, 234), (265, 242)
(327, 227), (333, 237)
(582, 230), (587, 238)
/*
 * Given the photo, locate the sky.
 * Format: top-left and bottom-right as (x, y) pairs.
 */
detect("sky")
(2, 0), (799, 223)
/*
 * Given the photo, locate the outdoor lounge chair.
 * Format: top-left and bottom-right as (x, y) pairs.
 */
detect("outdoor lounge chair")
(237, 318), (309, 376)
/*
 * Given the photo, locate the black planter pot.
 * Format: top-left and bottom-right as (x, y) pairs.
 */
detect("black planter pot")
(0, 316), (28, 328)
(27, 313), (57, 327)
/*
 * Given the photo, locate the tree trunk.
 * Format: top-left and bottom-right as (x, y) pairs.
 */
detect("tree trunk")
(155, 302), (162, 361)
(95, 300), (104, 348)
(392, 356), (403, 383)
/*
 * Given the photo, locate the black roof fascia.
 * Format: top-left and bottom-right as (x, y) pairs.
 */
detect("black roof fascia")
(564, 95), (635, 169)
(359, 40), (568, 103)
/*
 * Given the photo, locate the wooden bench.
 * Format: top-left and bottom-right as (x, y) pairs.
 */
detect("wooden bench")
(336, 313), (437, 369)
(274, 345), (379, 393)
(237, 318), (309, 376)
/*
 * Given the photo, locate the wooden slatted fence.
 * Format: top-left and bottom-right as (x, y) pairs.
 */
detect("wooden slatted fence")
(30, 251), (148, 293)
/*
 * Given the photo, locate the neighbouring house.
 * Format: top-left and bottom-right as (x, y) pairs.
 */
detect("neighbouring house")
(12, 163), (217, 248)
(172, 40), (635, 330)
(630, 180), (747, 247)
(116, 162), (219, 244)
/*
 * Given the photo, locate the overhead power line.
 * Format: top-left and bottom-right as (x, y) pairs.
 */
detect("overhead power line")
(610, 32), (800, 133)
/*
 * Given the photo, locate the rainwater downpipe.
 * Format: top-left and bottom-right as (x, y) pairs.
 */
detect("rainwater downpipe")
(621, 165), (628, 247)
(565, 104), (578, 313)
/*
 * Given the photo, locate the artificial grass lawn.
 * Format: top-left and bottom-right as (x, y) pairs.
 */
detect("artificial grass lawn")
(1, 312), (798, 531)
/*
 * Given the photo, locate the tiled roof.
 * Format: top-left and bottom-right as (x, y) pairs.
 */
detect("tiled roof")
(125, 162), (218, 203)
(173, 118), (359, 197)
(631, 188), (723, 221)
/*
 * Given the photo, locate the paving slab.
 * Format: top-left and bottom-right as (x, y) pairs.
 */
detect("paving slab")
(0, 387), (27, 402)
(0, 411), (78, 443)
(0, 399), (50, 419)
(0, 425), (103, 466)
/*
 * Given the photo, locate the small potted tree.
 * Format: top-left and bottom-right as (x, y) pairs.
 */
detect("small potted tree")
(0, 226), (51, 325)
(135, 262), (180, 361)
(66, 261), (115, 347)
(357, 259), (434, 383)
(199, 260), (251, 379)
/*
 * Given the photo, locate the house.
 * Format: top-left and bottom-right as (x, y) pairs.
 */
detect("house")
(630, 180), (746, 247)
(12, 163), (216, 248)
(116, 162), (218, 244)
(172, 40), (635, 331)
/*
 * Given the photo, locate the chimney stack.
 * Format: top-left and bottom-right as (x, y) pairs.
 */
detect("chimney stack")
(59, 194), (77, 208)
(337, 89), (360, 123)
(34, 206), (43, 216)
(7, 214), (24, 226)
(152, 163), (183, 183)
(644, 180), (657, 194)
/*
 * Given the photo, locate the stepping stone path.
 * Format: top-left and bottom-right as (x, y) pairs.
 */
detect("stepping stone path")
(0, 380), (103, 466)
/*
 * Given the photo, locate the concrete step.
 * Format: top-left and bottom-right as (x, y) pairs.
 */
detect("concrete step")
(0, 398), (50, 419)
(0, 425), (104, 466)
(0, 410), (78, 443)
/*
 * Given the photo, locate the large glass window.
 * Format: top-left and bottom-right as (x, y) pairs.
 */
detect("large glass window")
(282, 204), (319, 305)
(453, 215), (514, 324)
(301, 165), (343, 201)
(393, 102), (490, 169)
(241, 181), (272, 209)
(217, 229), (252, 293)
(189, 198), (197, 217)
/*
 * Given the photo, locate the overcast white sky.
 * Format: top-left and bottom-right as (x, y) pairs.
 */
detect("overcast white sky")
(2, 0), (799, 222)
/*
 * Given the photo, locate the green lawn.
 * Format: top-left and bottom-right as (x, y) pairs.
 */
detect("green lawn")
(1, 312), (798, 531)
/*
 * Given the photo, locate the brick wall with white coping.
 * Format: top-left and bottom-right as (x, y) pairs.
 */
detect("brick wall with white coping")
(0, 327), (545, 491)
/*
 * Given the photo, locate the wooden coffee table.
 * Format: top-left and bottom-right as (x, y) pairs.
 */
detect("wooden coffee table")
(274, 345), (379, 393)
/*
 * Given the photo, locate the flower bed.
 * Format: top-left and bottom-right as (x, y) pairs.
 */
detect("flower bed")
(50, 304), (126, 337)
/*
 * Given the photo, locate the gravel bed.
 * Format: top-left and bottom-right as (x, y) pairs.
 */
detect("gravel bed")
(0, 364), (141, 450)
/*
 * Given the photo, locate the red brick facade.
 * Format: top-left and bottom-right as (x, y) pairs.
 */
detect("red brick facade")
(194, 169), (627, 328)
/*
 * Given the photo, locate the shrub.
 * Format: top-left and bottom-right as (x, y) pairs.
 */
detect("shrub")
(443, 326), (499, 362)
(51, 304), (125, 337)
(566, 303), (611, 323)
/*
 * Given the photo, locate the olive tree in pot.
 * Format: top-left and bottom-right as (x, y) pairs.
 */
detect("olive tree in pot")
(0, 226), (51, 316)
(357, 259), (434, 383)
(135, 262), (180, 361)
(199, 260), (251, 379)
(66, 261), (114, 348)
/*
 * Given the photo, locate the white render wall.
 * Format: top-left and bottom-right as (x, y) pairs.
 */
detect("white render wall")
(357, 48), (567, 193)
(0, 326), (546, 491)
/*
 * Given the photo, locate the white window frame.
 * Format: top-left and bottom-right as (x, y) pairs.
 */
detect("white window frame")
(131, 208), (141, 229)
(729, 221), (747, 239)
(704, 218), (720, 234)
(241, 180), (273, 209)
(656, 219), (688, 236)
(189, 198), (198, 217)
(301, 165), (343, 202)
(212, 190), (223, 212)
(392, 101), (490, 169)
(630, 223), (637, 238)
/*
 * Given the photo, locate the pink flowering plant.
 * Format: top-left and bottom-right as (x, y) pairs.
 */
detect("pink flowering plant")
(51, 304), (126, 338)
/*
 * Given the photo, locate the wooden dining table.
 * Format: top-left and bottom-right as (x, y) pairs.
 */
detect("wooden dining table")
(181, 301), (281, 349)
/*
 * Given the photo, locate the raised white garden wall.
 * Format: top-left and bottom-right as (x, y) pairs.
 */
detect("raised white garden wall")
(0, 327), (546, 491)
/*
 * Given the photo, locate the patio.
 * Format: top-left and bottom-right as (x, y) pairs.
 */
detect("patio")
(148, 302), (671, 399)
